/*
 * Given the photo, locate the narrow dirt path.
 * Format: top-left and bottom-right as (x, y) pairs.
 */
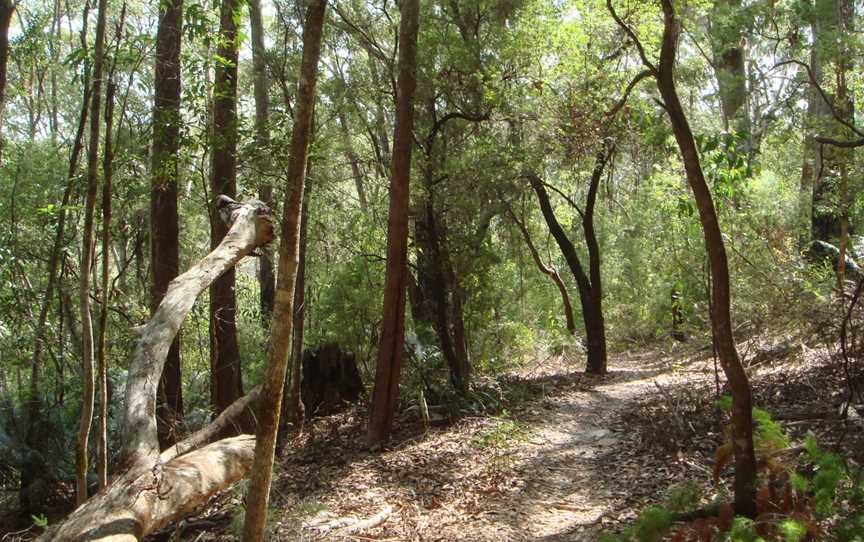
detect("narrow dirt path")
(260, 348), (719, 541)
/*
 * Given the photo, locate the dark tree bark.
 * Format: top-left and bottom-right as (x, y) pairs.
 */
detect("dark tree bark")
(508, 206), (576, 335)
(76, 0), (109, 505)
(655, 2), (756, 512)
(209, 0), (244, 417)
(242, 1), (326, 539)
(410, 99), (491, 392)
(248, 0), (276, 323)
(609, 0), (757, 514)
(671, 289), (686, 341)
(367, 54), (392, 173)
(527, 147), (610, 374)
(0, 0), (14, 163)
(299, 345), (362, 417)
(414, 197), (471, 391)
(151, 0), (184, 449)
(367, 0), (420, 445)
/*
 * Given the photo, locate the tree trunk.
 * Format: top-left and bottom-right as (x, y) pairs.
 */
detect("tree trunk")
(833, 0), (853, 286)
(96, 26), (122, 487)
(210, 0), (244, 418)
(338, 109), (369, 211)
(367, 0), (420, 445)
(40, 199), (274, 542)
(0, 0), (13, 163)
(581, 148), (610, 374)
(799, 45), (824, 245)
(709, 0), (750, 135)
(77, 0), (109, 505)
(527, 150), (609, 375)
(49, 0), (59, 146)
(22, 11), (92, 509)
(151, 0), (184, 450)
(281, 159), (311, 438)
(248, 0), (276, 324)
(414, 198), (470, 391)
(654, 0), (757, 516)
(671, 288), (686, 341)
(803, 0), (846, 244)
(241, 1), (326, 540)
(442, 236), (471, 385)
(367, 54), (392, 176)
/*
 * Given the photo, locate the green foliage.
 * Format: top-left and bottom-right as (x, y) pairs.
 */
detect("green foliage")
(803, 435), (847, 516)
(696, 131), (752, 205)
(723, 517), (765, 542)
(751, 406), (790, 452)
(836, 514), (864, 542)
(777, 519), (806, 542)
(607, 414), (863, 541)
(790, 472), (809, 492)
(717, 396), (790, 453)
(472, 415), (528, 450)
(664, 481), (703, 514)
(633, 507), (673, 542)
(601, 507), (674, 542)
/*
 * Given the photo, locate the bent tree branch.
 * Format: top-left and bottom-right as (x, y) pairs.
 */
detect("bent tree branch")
(40, 198), (273, 542)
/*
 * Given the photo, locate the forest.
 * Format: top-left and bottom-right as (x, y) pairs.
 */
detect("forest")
(0, 0), (863, 540)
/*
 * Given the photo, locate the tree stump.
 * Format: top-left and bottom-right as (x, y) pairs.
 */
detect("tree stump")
(301, 343), (363, 417)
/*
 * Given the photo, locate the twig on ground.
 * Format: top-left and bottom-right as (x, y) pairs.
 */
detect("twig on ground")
(336, 505), (393, 536)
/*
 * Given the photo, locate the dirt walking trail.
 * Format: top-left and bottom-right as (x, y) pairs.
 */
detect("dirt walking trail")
(262, 349), (718, 542)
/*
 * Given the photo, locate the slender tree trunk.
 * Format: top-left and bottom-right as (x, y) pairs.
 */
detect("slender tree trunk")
(96, 29), (121, 488)
(242, 2), (326, 540)
(581, 148), (610, 374)
(210, 0), (244, 417)
(0, 0), (13, 163)
(671, 289), (686, 341)
(367, 0), (420, 445)
(49, 0), (59, 146)
(248, 0), (276, 323)
(281, 160), (311, 438)
(367, 54), (392, 175)
(834, 0), (853, 286)
(152, 0), (184, 448)
(527, 149), (609, 375)
(799, 46), (823, 246)
(654, 0), (757, 515)
(22, 12), (91, 507)
(76, 0), (109, 505)
(441, 232), (471, 385)
(338, 109), (369, 211)
(508, 207), (576, 335)
(415, 197), (469, 390)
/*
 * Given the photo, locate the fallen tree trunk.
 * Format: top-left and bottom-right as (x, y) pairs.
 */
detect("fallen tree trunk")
(39, 197), (273, 542)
